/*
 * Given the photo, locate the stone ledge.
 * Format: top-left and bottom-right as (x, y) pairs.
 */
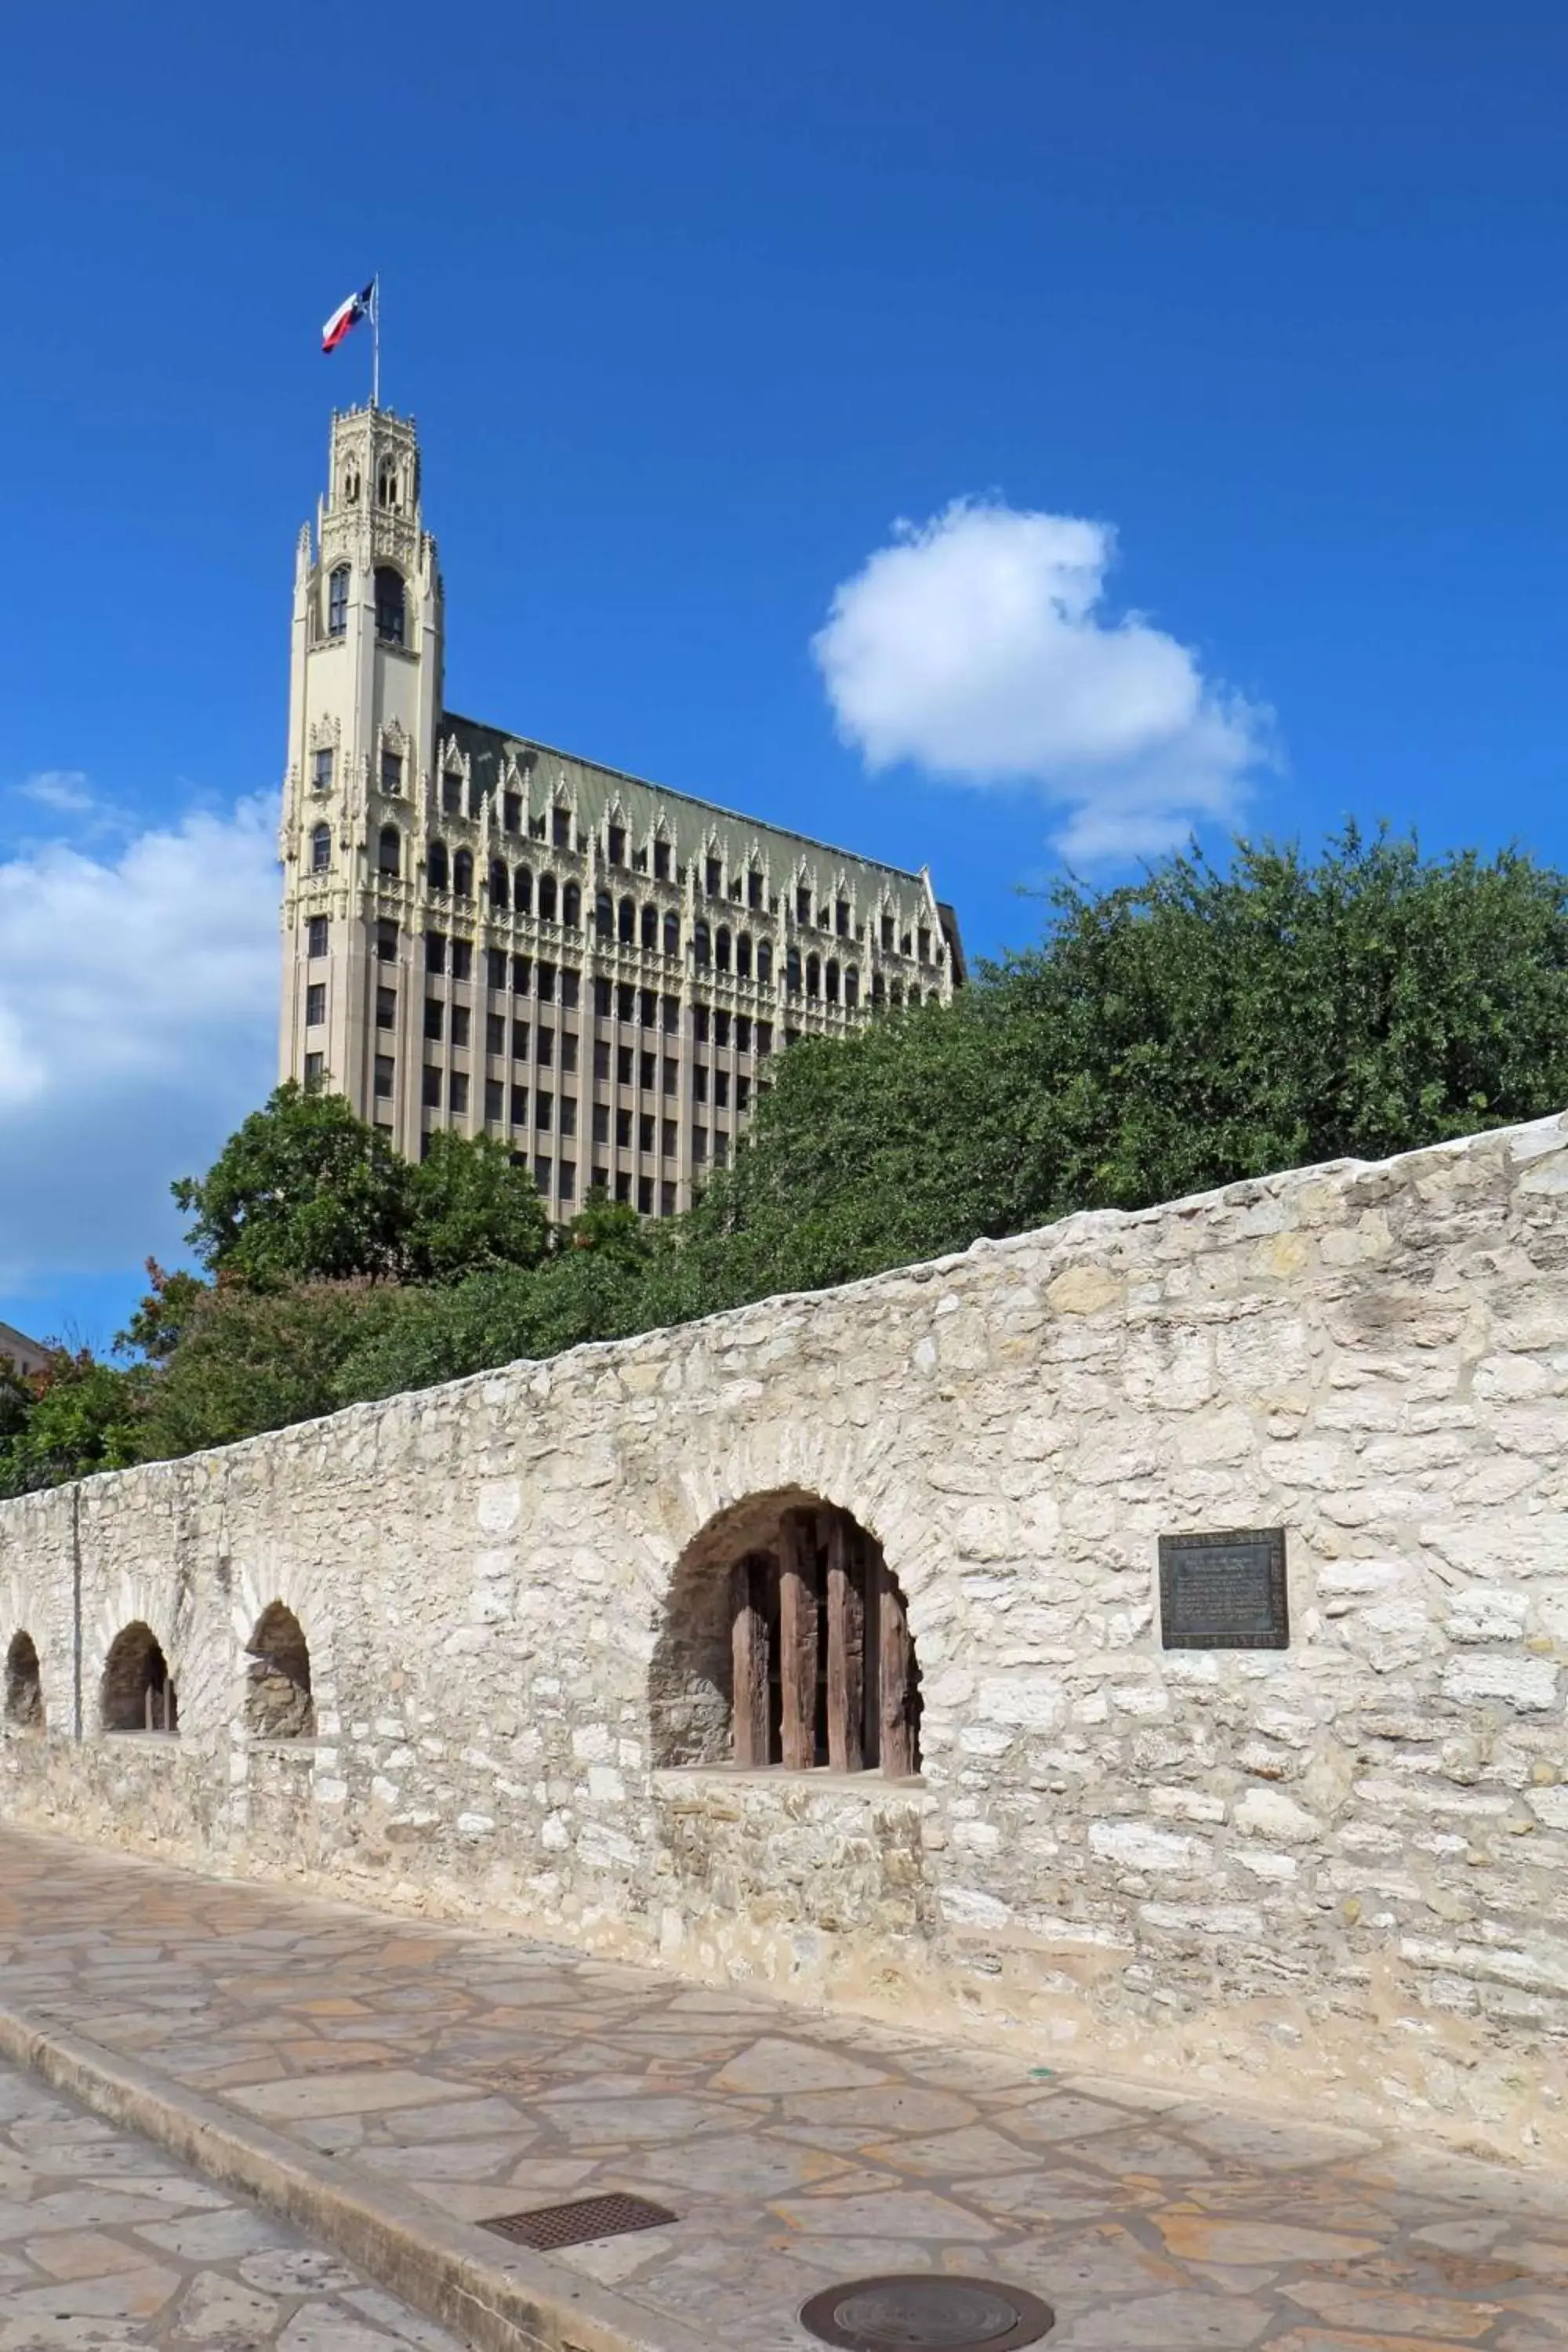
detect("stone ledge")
(652, 1765), (929, 1799)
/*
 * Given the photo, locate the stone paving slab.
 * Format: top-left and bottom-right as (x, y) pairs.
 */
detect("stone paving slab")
(0, 2049), (470, 2349)
(1, 1825), (1566, 2352)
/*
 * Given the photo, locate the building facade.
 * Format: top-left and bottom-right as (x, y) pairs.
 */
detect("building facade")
(279, 405), (962, 1214)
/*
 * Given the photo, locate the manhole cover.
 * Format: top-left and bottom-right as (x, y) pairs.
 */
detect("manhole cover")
(481, 2193), (677, 2252)
(800, 2274), (1054, 2352)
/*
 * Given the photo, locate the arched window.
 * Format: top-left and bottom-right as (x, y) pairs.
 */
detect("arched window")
(489, 858), (509, 905)
(245, 1603), (314, 1740)
(452, 848), (474, 898)
(663, 910), (681, 956)
(310, 823), (331, 874)
(595, 890), (614, 940)
(826, 959), (840, 1005)
(427, 840), (448, 891)
(101, 1623), (176, 1735)
(716, 927), (731, 974)
(650, 1497), (920, 1777)
(327, 564), (350, 638)
(619, 895), (636, 946)
(694, 920), (711, 968)
(379, 827), (401, 877)
(641, 903), (658, 950)
(786, 946), (801, 994)
(377, 459), (401, 510)
(538, 873), (557, 921)
(514, 865), (533, 916)
(805, 953), (820, 1000)
(373, 566), (405, 646)
(5, 1632), (42, 1731)
(735, 934), (753, 979)
(872, 972), (886, 1006)
(757, 941), (772, 985)
(563, 881), (581, 928)
(343, 463), (361, 505)
(844, 966), (859, 1008)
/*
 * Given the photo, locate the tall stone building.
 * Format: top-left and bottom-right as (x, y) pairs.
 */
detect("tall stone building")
(279, 405), (963, 1214)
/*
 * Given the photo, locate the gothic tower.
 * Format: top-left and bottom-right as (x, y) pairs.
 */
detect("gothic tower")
(278, 407), (444, 1155)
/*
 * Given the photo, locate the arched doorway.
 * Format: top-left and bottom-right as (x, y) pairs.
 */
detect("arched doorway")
(100, 1623), (176, 1733)
(245, 1603), (314, 1739)
(4, 1632), (42, 1731)
(652, 1494), (920, 1777)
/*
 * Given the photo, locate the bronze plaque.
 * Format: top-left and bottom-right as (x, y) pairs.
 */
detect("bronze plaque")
(1159, 1526), (1289, 1650)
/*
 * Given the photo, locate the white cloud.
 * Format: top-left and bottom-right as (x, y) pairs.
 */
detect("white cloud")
(16, 770), (100, 815)
(812, 499), (1274, 860)
(0, 794), (280, 1290)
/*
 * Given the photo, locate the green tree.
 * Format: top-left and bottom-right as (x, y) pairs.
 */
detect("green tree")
(115, 1259), (213, 1363)
(133, 1282), (398, 1461)
(0, 1349), (146, 1496)
(172, 1083), (410, 1288)
(402, 1128), (552, 1283)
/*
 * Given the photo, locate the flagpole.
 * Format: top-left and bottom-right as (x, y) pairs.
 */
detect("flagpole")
(371, 277), (380, 410)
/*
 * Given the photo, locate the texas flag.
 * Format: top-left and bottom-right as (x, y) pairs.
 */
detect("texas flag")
(322, 281), (376, 354)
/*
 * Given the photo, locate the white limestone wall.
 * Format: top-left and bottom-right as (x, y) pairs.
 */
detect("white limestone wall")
(2, 1112), (1567, 2161)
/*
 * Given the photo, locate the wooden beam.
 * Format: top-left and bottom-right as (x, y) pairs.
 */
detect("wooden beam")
(826, 1514), (865, 1773)
(778, 1512), (822, 1770)
(731, 1555), (771, 1768)
(878, 1557), (918, 1778)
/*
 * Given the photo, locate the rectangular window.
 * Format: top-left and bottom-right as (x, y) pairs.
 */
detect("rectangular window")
(376, 917), (397, 963)
(380, 749), (403, 796)
(901, 932), (912, 956)
(512, 1019), (530, 1060)
(485, 1077), (504, 1122)
(757, 1022), (773, 1056)
(442, 771), (462, 815)
(487, 948), (507, 989)
(376, 987), (397, 1029)
(640, 1050), (655, 1090)
(536, 1026), (554, 1068)
(560, 1095), (577, 1138)
(615, 1171), (631, 1204)
(426, 932), (447, 974)
(881, 913), (895, 951)
(736, 1015), (751, 1053)
(422, 1065), (441, 1108)
(594, 976), (613, 1018)
(608, 825), (626, 866)
(691, 1124), (708, 1162)
(450, 1005), (470, 1049)
(797, 886), (812, 924)
(552, 807), (571, 847)
(558, 1160), (575, 1199)
(748, 870), (763, 910)
(918, 927), (931, 962)
(449, 1071), (469, 1113)
(662, 1056), (677, 1096)
(654, 840), (671, 880)
(529, 811), (546, 840)
(560, 967), (580, 1008)
(693, 1065), (708, 1104)
(693, 1005), (710, 1043)
(592, 1103), (610, 1144)
(593, 1166), (609, 1192)
(616, 1044), (633, 1084)
(661, 1180), (676, 1214)
(639, 1112), (655, 1152)
(535, 1091), (552, 1130)
(641, 989), (657, 1029)
(503, 792), (521, 835)
(637, 1174), (654, 1215)
(535, 1154), (553, 1191)
(304, 1051), (325, 1089)
(305, 982), (326, 1027)
(736, 1074), (751, 1112)
(715, 1011), (731, 1048)
(593, 1039), (611, 1081)
(561, 1033), (579, 1074)
(513, 954), (531, 993)
(662, 1118), (676, 1157)
(837, 901), (851, 938)
(307, 915), (329, 959)
(714, 1070), (730, 1109)
(451, 941), (472, 981)
(615, 1106), (632, 1147)
(617, 982), (635, 1022)
(486, 1011), (506, 1055)
(511, 1083), (528, 1123)
(468, 779), (485, 820)
(662, 994), (679, 1032)
(423, 998), (444, 1041)
(313, 748), (334, 792)
(706, 856), (722, 897)
(374, 1055), (394, 1099)
(537, 962), (556, 1003)
(713, 1131), (729, 1167)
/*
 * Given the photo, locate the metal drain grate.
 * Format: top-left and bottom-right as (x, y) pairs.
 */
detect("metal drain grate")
(481, 2193), (678, 2252)
(800, 2274), (1054, 2352)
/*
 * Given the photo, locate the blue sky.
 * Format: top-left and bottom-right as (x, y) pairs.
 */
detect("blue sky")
(3, 1), (1566, 1349)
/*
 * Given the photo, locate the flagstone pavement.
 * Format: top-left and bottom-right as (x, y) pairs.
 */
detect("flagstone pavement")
(0, 1824), (1564, 2352)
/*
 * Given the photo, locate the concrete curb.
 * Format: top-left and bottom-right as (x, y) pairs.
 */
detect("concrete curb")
(0, 1996), (710, 2352)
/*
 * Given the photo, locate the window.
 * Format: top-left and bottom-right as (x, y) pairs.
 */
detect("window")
(845, 967), (859, 1008)
(786, 947), (801, 994)
(615, 1171), (632, 1204)
(468, 777), (485, 821)
(881, 913), (895, 951)
(692, 1125), (708, 1162)
(638, 1175), (654, 1215)
(560, 1097), (577, 1138)
(328, 566), (350, 637)
(487, 948), (507, 989)
(379, 826), (401, 877)
(615, 1106), (632, 1147)
(536, 1155), (554, 1192)
(511, 1083), (528, 1123)
(304, 1052), (325, 1088)
(608, 824), (626, 866)
(662, 1057), (677, 1095)
(715, 1011), (731, 1047)
(706, 855), (722, 898)
(561, 1033), (579, 1074)
(662, 1118), (677, 1156)
(641, 989), (657, 1029)
(451, 941), (472, 981)
(619, 895), (635, 945)
(736, 1016), (751, 1053)
(595, 889), (614, 940)
(797, 884), (812, 924)
(901, 933), (913, 956)
(450, 1006), (470, 1049)
(560, 967), (580, 1007)
(641, 903), (658, 950)
(376, 987), (397, 1029)
(716, 927), (731, 973)
(694, 920), (711, 968)
(593, 1040), (610, 1080)
(552, 804), (572, 848)
(662, 995), (679, 1033)
(310, 823), (331, 873)
(617, 982), (634, 1021)
(654, 838), (671, 880)
(537, 961), (556, 1002)
(536, 1026), (554, 1068)
(757, 942), (772, 985)
(487, 1011), (505, 1055)
(693, 1005), (710, 1043)
(639, 1112), (655, 1152)
(503, 792), (521, 834)
(826, 960), (840, 1006)
(918, 927), (931, 963)
(443, 771), (462, 815)
(714, 1070), (730, 1109)
(539, 873), (557, 920)
(736, 935), (752, 979)
(640, 1050), (655, 1089)
(662, 1180), (677, 1215)
(592, 1104), (609, 1144)
(513, 1019), (530, 1060)
(374, 567), (406, 645)
(423, 1066), (441, 1108)
(593, 1165), (609, 1191)
(664, 911), (681, 957)
(450, 1072), (468, 1113)
(514, 866), (534, 915)
(806, 954), (821, 1000)
(305, 982), (326, 1028)
(748, 869), (763, 910)
(485, 1077), (504, 1122)
(694, 1065), (708, 1104)
(617, 1043), (633, 1085)
(453, 849), (474, 898)
(536, 1091), (554, 1130)
(427, 841), (448, 890)
(563, 883), (582, 928)
(713, 1131), (729, 1167)
(312, 747), (334, 793)
(374, 1056), (394, 1099)
(426, 931), (447, 974)
(757, 1022), (773, 1056)
(737, 1074), (751, 1112)
(513, 954), (531, 993)
(380, 747), (403, 795)
(837, 901), (851, 938)
(594, 976), (613, 1017)
(376, 918), (397, 962)
(307, 916), (329, 959)
(489, 858), (509, 906)
(424, 1000), (444, 1041)
(559, 1160), (576, 1199)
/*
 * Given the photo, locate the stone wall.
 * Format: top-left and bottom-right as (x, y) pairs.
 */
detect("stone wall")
(3, 1112), (1567, 2164)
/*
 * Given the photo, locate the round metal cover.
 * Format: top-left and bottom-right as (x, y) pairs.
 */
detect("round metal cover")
(799, 2274), (1054, 2352)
